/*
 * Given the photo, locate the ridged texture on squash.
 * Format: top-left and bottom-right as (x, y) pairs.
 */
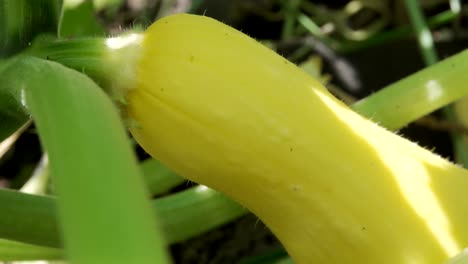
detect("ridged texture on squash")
(127, 14), (468, 264)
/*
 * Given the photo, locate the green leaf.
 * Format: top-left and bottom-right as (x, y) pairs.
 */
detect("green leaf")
(0, 56), (171, 263)
(0, 58), (31, 142)
(0, 0), (62, 140)
(0, 239), (63, 261)
(59, 0), (105, 38)
(0, 0), (62, 58)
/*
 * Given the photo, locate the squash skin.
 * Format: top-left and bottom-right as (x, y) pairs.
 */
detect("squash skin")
(127, 14), (468, 264)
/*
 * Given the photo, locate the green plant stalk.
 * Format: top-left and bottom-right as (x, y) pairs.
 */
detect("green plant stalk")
(0, 189), (58, 247)
(403, 0), (468, 169)
(297, 13), (323, 37)
(0, 239), (63, 261)
(351, 49), (468, 130)
(0, 186), (245, 249)
(26, 34), (142, 103)
(404, 0), (438, 65)
(141, 158), (185, 196)
(280, 0), (302, 39)
(157, 185), (246, 243)
(0, 56), (170, 264)
(349, 0), (458, 131)
(26, 37), (111, 89)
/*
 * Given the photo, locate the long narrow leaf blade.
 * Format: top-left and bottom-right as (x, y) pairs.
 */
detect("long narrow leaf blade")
(0, 239), (63, 261)
(0, 56), (170, 264)
(0, 0), (61, 57)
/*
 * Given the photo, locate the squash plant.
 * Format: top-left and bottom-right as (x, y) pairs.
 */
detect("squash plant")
(2, 0), (468, 263)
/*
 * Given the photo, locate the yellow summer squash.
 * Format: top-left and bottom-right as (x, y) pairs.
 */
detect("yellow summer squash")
(125, 14), (468, 264)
